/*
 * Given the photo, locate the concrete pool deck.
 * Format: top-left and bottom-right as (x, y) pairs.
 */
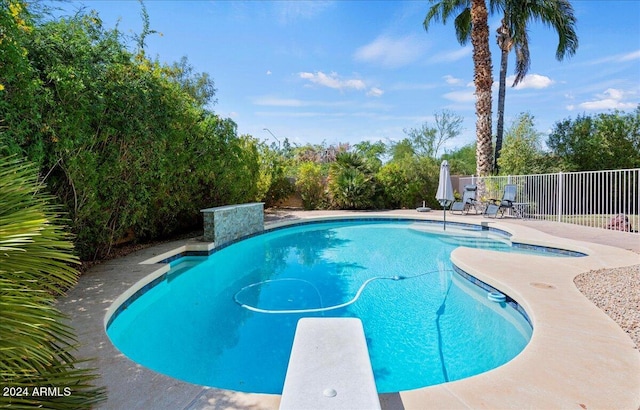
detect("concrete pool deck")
(59, 210), (640, 409)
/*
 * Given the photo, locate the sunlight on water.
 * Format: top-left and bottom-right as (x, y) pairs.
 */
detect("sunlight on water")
(108, 220), (536, 393)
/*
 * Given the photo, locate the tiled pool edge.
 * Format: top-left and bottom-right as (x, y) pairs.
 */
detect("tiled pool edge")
(105, 217), (582, 331)
(161, 217), (587, 263)
(67, 210), (640, 410)
(452, 264), (531, 326)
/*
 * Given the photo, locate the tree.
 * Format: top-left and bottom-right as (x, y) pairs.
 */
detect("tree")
(295, 161), (326, 210)
(1, 6), (264, 259)
(497, 112), (545, 175)
(424, 0), (494, 177)
(405, 110), (464, 159)
(169, 56), (217, 107)
(470, 0), (494, 177)
(442, 143), (476, 175)
(256, 141), (294, 208)
(434, 109), (464, 157)
(404, 124), (437, 158)
(327, 152), (376, 209)
(353, 140), (386, 172)
(377, 156), (440, 209)
(0, 0), (46, 163)
(388, 138), (416, 162)
(492, 0), (578, 172)
(0, 153), (106, 408)
(547, 107), (640, 171)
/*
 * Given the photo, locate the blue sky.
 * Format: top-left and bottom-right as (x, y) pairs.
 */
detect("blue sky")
(60, 1), (639, 152)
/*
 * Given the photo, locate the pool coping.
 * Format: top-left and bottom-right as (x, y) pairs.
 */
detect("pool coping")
(103, 217), (583, 331)
(59, 210), (640, 409)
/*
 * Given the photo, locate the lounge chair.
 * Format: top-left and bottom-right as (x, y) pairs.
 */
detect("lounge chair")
(450, 184), (480, 214)
(484, 184), (517, 218)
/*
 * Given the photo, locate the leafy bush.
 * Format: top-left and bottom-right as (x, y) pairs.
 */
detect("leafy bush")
(295, 161), (327, 210)
(377, 157), (440, 209)
(328, 167), (375, 209)
(0, 8), (262, 259)
(442, 143), (476, 175)
(256, 143), (295, 208)
(376, 162), (412, 208)
(497, 113), (546, 175)
(547, 107), (640, 171)
(327, 152), (377, 209)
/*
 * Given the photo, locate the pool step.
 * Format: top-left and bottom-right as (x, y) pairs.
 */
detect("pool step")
(279, 318), (381, 410)
(438, 235), (510, 247)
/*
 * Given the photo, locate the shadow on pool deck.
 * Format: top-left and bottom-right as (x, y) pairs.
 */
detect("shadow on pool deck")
(59, 209), (640, 409)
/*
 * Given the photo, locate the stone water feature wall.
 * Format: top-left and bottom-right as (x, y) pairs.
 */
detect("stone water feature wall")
(201, 203), (264, 246)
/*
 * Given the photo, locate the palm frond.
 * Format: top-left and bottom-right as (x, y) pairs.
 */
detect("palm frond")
(0, 152), (106, 408)
(424, 0), (471, 38)
(453, 8), (472, 45)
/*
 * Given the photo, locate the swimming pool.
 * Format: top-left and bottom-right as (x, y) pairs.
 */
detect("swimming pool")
(107, 219), (574, 394)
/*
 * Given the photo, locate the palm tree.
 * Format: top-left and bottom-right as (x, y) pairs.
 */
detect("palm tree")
(0, 153), (106, 408)
(424, 0), (494, 177)
(493, 0), (578, 172)
(328, 152), (376, 209)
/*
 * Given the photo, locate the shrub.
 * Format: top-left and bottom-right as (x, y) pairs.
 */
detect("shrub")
(295, 161), (326, 210)
(327, 152), (376, 209)
(1, 9), (263, 259)
(0, 153), (106, 408)
(377, 157), (440, 209)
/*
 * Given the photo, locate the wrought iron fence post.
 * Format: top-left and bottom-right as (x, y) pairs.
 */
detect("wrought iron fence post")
(557, 171), (564, 223)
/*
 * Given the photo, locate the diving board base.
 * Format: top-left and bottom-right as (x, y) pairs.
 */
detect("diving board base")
(279, 318), (381, 410)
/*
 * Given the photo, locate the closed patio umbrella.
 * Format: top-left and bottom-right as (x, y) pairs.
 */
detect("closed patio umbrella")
(436, 160), (455, 230)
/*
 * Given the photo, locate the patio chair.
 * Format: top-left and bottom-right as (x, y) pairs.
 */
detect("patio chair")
(484, 184), (517, 218)
(450, 184), (480, 215)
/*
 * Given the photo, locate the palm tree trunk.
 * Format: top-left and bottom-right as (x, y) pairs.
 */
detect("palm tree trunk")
(470, 0), (493, 177)
(494, 19), (511, 174)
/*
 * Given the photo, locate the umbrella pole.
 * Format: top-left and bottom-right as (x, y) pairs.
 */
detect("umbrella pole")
(443, 203), (446, 231)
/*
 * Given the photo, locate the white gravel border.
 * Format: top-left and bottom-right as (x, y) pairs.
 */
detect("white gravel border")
(575, 264), (640, 348)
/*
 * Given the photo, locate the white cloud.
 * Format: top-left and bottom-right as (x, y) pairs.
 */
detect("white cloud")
(299, 71), (366, 91)
(576, 88), (637, 111)
(253, 97), (305, 107)
(507, 74), (554, 90)
(443, 75), (463, 85)
(367, 87), (384, 97)
(430, 46), (471, 63)
(443, 89), (475, 103)
(276, 1), (334, 23)
(354, 34), (427, 68)
(266, 70), (272, 75)
(443, 79), (476, 103)
(604, 88), (624, 100)
(253, 96), (359, 108)
(620, 50), (640, 62)
(587, 49), (640, 65)
(388, 82), (438, 91)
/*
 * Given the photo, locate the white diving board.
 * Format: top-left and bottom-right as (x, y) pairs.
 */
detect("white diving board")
(279, 317), (381, 410)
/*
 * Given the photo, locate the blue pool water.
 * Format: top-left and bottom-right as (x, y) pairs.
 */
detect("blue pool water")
(107, 220), (543, 394)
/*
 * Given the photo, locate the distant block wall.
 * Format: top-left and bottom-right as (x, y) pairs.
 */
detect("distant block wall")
(201, 203), (264, 246)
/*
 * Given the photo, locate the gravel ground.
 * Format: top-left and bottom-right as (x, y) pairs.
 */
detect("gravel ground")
(574, 264), (640, 348)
